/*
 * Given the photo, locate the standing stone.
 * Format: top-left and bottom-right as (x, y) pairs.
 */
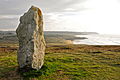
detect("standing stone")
(16, 6), (46, 70)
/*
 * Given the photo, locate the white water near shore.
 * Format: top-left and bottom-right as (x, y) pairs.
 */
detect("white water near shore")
(73, 34), (120, 45)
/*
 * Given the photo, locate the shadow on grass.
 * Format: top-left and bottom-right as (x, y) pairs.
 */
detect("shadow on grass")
(18, 62), (58, 79)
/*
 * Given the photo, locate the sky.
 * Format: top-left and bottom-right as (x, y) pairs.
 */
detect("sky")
(0, 0), (120, 34)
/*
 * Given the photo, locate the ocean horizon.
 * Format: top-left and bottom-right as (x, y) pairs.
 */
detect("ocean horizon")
(73, 34), (120, 45)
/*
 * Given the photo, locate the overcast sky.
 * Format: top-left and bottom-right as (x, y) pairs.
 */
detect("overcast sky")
(0, 0), (120, 34)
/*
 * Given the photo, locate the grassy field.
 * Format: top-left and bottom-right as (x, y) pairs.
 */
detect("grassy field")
(0, 44), (120, 80)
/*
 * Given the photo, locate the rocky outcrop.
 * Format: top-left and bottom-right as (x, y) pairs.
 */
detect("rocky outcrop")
(16, 6), (46, 70)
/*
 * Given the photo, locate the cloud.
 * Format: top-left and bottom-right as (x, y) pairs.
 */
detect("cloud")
(0, 0), (87, 30)
(0, 18), (18, 30)
(0, 15), (19, 19)
(0, 0), (30, 15)
(0, 0), (86, 15)
(1, 0), (120, 34)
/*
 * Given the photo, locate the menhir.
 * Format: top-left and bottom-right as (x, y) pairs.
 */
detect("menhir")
(16, 6), (46, 70)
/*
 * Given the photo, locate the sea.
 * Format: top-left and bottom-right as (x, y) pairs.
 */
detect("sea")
(73, 34), (120, 45)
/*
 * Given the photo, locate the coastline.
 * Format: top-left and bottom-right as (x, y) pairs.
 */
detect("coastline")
(73, 34), (120, 45)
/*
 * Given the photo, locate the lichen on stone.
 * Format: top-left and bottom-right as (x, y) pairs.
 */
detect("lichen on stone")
(16, 6), (46, 70)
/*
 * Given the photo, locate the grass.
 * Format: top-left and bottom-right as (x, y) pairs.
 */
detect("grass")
(0, 44), (120, 80)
